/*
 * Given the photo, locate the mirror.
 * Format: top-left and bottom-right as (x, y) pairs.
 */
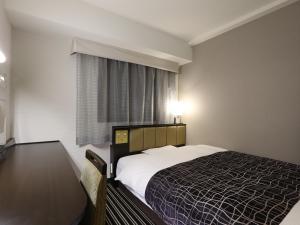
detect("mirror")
(0, 73), (7, 89)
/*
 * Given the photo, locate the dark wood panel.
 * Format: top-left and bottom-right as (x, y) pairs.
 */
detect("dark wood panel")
(0, 142), (87, 225)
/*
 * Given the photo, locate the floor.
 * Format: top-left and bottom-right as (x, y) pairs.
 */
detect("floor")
(106, 182), (157, 225)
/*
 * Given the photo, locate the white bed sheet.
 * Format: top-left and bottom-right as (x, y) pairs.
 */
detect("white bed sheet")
(115, 145), (300, 225)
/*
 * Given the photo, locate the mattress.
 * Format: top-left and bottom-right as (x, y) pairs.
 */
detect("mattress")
(115, 145), (300, 225)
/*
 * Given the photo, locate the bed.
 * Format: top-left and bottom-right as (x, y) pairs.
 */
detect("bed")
(110, 124), (300, 225)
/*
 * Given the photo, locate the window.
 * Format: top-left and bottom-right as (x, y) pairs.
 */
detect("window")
(76, 54), (176, 146)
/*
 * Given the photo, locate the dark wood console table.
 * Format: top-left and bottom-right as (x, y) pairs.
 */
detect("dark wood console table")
(0, 141), (87, 225)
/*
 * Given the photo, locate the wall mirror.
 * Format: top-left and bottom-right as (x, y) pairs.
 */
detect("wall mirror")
(0, 72), (7, 89)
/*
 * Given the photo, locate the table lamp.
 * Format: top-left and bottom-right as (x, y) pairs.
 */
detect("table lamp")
(171, 101), (185, 124)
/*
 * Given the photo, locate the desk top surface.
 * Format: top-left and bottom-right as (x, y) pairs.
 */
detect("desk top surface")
(0, 142), (87, 225)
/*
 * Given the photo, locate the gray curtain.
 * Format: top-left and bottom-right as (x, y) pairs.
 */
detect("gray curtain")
(76, 53), (176, 146)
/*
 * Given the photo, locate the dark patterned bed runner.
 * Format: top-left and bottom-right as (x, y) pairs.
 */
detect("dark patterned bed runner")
(145, 151), (300, 225)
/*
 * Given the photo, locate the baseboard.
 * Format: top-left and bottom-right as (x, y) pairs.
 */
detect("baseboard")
(15, 140), (60, 145)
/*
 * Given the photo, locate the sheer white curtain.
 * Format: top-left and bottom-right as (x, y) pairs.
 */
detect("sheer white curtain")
(76, 53), (176, 146)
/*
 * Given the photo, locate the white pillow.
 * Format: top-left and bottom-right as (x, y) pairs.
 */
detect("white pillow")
(142, 145), (177, 154)
(179, 145), (228, 153)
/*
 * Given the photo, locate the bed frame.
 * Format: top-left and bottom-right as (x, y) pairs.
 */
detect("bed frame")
(110, 123), (186, 177)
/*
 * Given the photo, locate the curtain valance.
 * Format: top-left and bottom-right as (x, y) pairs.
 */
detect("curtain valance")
(72, 38), (179, 73)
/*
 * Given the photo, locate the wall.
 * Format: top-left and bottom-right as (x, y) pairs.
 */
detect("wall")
(0, 0), (11, 144)
(179, 2), (300, 164)
(11, 29), (178, 175)
(11, 29), (109, 174)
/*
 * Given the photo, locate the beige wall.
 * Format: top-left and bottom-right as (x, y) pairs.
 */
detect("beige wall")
(11, 29), (110, 173)
(0, 0), (11, 144)
(179, 2), (300, 164)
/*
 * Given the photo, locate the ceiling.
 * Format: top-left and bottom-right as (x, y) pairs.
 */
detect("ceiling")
(81, 0), (297, 45)
(5, 0), (297, 65)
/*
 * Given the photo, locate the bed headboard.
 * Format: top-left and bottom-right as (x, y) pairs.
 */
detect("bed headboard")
(110, 124), (186, 177)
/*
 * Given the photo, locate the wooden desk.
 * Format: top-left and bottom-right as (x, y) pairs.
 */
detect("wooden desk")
(0, 141), (87, 225)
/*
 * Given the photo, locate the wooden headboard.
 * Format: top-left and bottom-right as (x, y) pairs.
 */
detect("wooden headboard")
(110, 124), (186, 177)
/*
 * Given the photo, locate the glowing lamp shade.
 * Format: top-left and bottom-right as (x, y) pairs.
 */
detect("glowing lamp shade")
(169, 101), (186, 123)
(0, 50), (6, 63)
(170, 101), (185, 116)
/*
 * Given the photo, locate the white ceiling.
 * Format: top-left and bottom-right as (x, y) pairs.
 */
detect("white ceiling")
(5, 0), (192, 65)
(82, 0), (297, 45)
(5, 0), (297, 65)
